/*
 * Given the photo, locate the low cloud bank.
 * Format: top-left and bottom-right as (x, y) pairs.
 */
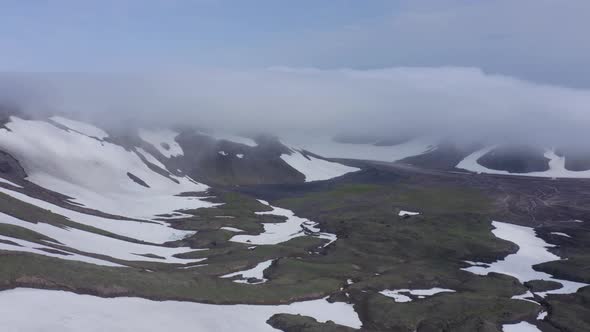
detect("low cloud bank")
(0, 67), (588, 147)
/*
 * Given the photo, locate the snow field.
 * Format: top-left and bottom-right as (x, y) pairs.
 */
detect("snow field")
(230, 200), (337, 246)
(379, 288), (455, 303)
(280, 149), (360, 182)
(0, 288), (362, 332)
(463, 221), (587, 298)
(456, 147), (590, 178)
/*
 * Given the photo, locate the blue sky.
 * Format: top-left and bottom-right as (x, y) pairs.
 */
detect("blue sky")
(1, 1), (590, 87)
(0, 1), (396, 70)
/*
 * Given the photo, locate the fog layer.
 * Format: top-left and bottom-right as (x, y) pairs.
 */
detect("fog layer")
(0, 67), (588, 147)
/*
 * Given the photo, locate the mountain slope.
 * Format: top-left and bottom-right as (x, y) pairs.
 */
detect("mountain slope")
(0, 114), (589, 331)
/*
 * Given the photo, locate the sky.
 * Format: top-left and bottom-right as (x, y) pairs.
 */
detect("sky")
(2, 0), (589, 87)
(1, 1), (395, 71)
(1, 0), (589, 146)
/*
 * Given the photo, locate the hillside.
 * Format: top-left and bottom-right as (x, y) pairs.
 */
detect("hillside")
(0, 115), (588, 331)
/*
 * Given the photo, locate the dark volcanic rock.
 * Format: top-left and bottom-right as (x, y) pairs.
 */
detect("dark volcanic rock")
(332, 133), (413, 146)
(524, 279), (563, 292)
(267, 313), (356, 332)
(0, 103), (27, 129)
(0, 150), (27, 179)
(555, 147), (590, 171)
(36, 247), (73, 256)
(332, 133), (381, 144)
(373, 134), (413, 146)
(126, 172), (150, 188)
(246, 277), (261, 284)
(399, 142), (482, 170)
(0, 239), (21, 246)
(477, 145), (550, 173)
(173, 131), (304, 185)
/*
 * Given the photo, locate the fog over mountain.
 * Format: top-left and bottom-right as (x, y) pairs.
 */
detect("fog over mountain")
(1, 67), (589, 149)
(2, 1), (589, 149)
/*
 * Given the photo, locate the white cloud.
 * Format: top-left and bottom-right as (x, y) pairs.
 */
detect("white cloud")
(1, 66), (589, 147)
(261, 0), (590, 87)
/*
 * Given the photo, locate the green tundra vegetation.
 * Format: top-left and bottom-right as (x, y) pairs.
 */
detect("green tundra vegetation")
(1, 171), (589, 331)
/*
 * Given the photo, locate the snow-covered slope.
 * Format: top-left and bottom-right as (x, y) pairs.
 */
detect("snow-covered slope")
(280, 149), (360, 182)
(0, 233), (123, 267)
(51, 116), (109, 139)
(0, 116), (216, 267)
(221, 259), (275, 284)
(0, 186), (194, 244)
(202, 131), (258, 147)
(138, 128), (185, 158)
(0, 288), (362, 332)
(135, 147), (168, 170)
(457, 147), (590, 178)
(0, 117), (214, 220)
(0, 210), (204, 265)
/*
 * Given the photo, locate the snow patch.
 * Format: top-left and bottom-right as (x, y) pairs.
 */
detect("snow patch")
(0, 212), (205, 265)
(221, 259), (275, 284)
(457, 147), (590, 178)
(0, 186), (195, 244)
(230, 200), (337, 246)
(511, 291), (539, 305)
(379, 288), (455, 303)
(135, 148), (168, 170)
(138, 129), (184, 158)
(0, 178), (22, 188)
(282, 135), (435, 162)
(206, 132), (258, 147)
(0, 288), (362, 331)
(281, 150), (359, 182)
(550, 232), (571, 238)
(380, 290), (412, 303)
(220, 227), (244, 232)
(51, 116), (109, 139)
(463, 221), (587, 297)
(399, 210), (420, 217)
(0, 234), (122, 267)
(463, 260), (489, 267)
(502, 321), (541, 332)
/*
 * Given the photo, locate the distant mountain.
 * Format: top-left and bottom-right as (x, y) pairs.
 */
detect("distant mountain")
(0, 115), (360, 193)
(2, 113), (590, 207)
(285, 133), (590, 178)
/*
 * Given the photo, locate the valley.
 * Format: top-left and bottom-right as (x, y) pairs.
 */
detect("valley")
(0, 115), (588, 331)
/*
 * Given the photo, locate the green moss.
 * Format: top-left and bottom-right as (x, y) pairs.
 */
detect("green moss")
(0, 175), (577, 329)
(267, 313), (357, 332)
(0, 192), (143, 243)
(547, 287), (590, 331)
(0, 252), (341, 304)
(0, 223), (57, 244)
(358, 290), (537, 331)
